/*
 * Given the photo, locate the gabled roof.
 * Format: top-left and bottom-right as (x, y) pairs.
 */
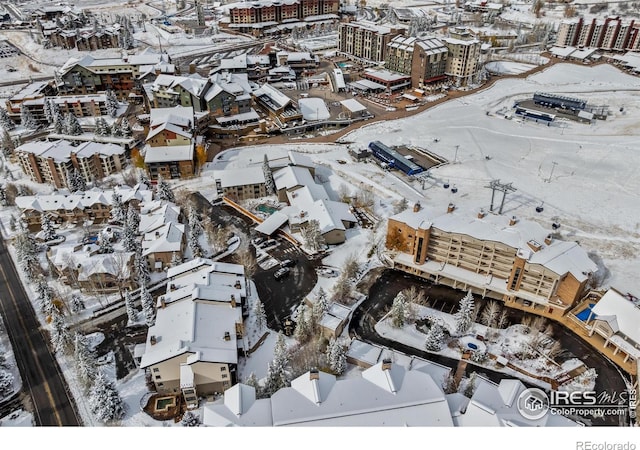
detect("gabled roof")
(142, 222), (185, 256)
(591, 288), (640, 346)
(147, 121), (193, 141)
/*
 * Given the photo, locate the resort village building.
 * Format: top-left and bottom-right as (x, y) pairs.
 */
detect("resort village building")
(386, 203), (598, 318)
(140, 258), (256, 409)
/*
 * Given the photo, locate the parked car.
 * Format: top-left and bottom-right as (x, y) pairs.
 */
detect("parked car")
(280, 259), (296, 268)
(274, 267), (290, 280)
(252, 237), (265, 246)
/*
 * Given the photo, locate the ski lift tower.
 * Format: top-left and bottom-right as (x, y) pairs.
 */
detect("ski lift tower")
(485, 179), (516, 215)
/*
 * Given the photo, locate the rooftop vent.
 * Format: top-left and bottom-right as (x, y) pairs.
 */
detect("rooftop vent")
(150, 335), (157, 345)
(509, 216), (518, 226)
(477, 208), (486, 219)
(527, 240), (542, 252)
(309, 368), (319, 381)
(224, 331), (231, 341)
(381, 358), (393, 371)
(447, 203), (455, 214)
(413, 202), (421, 212)
(544, 234), (552, 245)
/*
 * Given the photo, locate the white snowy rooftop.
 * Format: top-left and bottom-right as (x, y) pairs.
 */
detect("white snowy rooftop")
(298, 97), (330, 121)
(143, 144), (194, 163)
(16, 139), (124, 162)
(391, 207), (597, 282)
(591, 288), (640, 347)
(212, 166), (265, 188)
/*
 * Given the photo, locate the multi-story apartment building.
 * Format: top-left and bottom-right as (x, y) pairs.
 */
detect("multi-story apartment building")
(556, 17), (640, 52)
(56, 48), (174, 100)
(143, 106), (196, 180)
(140, 258), (255, 408)
(149, 74), (208, 111)
(444, 27), (481, 87)
(19, 94), (110, 125)
(385, 35), (448, 88)
(15, 184), (152, 230)
(338, 20), (405, 63)
(386, 204), (597, 318)
(38, 20), (122, 51)
(5, 81), (56, 123)
(16, 140), (126, 189)
(228, 0), (339, 24)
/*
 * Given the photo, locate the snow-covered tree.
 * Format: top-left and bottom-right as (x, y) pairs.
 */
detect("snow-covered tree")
(50, 311), (73, 355)
(180, 411), (201, 427)
(188, 206), (203, 237)
(69, 113), (83, 135)
(331, 274), (352, 303)
(126, 204), (140, 232)
(43, 99), (53, 125)
(138, 169), (152, 189)
(94, 117), (111, 136)
(0, 106), (15, 131)
(454, 290), (475, 336)
(110, 192), (125, 224)
(41, 214), (58, 241)
(119, 117), (132, 138)
(262, 154), (275, 195)
(36, 277), (55, 317)
(1, 128), (14, 157)
(300, 219), (325, 253)
(312, 287), (329, 322)
(424, 322), (445, 351)
(480, 300), (501, 328)
(67, 168), (87, 193)
(390, 291), (408, 328)
(263, 332), (290, 396)
(244, 372), (260, 392)
(326, 337), (347, 375)
(155, 175), (175, 202)
(105, 90), (119, 118)
(13, 230), (40, 281)
(124, 289), (138, 325)
(253, 299), (267, 330)
(88, 371), (125, 423)
(74, 332), (98, 389)
(96, 230), (113, 254)
(393, 197), (409, 214)
(49, 100), (63, 128)
(9, 215), (16, 231)
(140, 283), (155, 327)
(134, 246), (150, 285)
(20, 103), (39, 130)
(188, 228), (203, 258)
(121, 222), (137, 253)
(69, 293), (86, 314)
(0, 185), (7, 207)
(0, 370), (13, 396)
(293, 302), (311, 343)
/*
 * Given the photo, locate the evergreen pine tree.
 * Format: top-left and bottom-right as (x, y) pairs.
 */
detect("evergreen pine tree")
(0, 106), (15, 131)
(70, 293), (86, 313)
(244, 372), (260, 392)
(262, 154), (275, 195)
(20, 103), (39, 130)
(110, 192), (125, 223)
(119, 117), (132, 137)
(9, 215), (16, 231)
(41, 214), (57, 241)
(253, 299), (267, 330)
(312, 287), (329, 322)
(264, 332), (290, 396)
(121, 220), (137, 252)
(36, 277), (54, 317)
(300, 219), (325, 253)
(326, 338), (347, 375)
(188, 206), (203, 238)
(424, 322), (445, 351)
(43, 99), (53, 125)
(74, 332), (98, 390)
(97, 230), (113, 254)
(180, 411), (200, 427)
(0, 185), (7, 207)
(140, 283), (155, 327)
(64, 113), (83, 136)
(88, 371), (125, 422)
(155, 175), (175, 202)
(126, 204), (140, 233)
(390, 291), (408, 328)
(50, 311), (73, 355)
(454, 290), (475, 336)
(188, 228), (203, 258)
(95, 117), (111, 136)
(105, 90), (119, 118)
(124, 289), (138, 325)
(134, 246), (150, 285)
(293, 302), (310, 343)
(14, 230), (40, 281)
(138, 169), (152, 189)
(1, 128), (15, 157)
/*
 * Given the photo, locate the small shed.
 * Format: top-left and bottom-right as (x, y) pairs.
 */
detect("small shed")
(340, 98), (368, 118)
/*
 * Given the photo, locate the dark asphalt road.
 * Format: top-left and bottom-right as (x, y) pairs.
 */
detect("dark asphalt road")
(350, 269), (631, 426)
(0, 234), (80, 426)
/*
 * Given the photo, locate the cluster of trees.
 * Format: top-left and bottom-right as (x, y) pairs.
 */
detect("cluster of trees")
(300, 219), (325, 253)
(330, 253), (360, 305)
(95, 117), (132, 138)
(188, 204), (204, 258)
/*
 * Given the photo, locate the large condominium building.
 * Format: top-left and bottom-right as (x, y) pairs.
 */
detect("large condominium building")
(228, 0), (339, 24)
(385, 35), (448, 88)
(338, 20), (405, 63)
(55, 48), (175, 100)
(16, 139), (126, 189)
(19, 94), (111, 125)
(556, 17), (640, 51)
(444, 27), (481, 87)
(386, 203), (597, 318)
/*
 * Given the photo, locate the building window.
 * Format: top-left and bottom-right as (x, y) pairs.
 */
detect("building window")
(157, 382), (164, 387)
(155, 375), (161, 380)
(220, 366), (227, 371)
(221, 374), (228, 379)
(153, 368), (159, 373)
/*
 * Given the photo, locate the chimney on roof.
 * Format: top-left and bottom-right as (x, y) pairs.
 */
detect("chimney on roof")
(155, 231), (160, 237)
(509, 215), (518, 226)
(230, 294), (236, 308)
(150, 335), (157, 345)
(447, 203), (455, 214)
(381, 358), (392, 371)
(234, 280), (241, 289)
(413, 201), (421, 212)
(309, 368), (320, 381)
(477, 208), (486, 219)
(160, 297), (166, 308)
(189, 63), (196, 74)
(224, 331), (231, 341)
(170, 283), (176, 290)
(527, 240), (542, 252)
(544, 234), (552, 246)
